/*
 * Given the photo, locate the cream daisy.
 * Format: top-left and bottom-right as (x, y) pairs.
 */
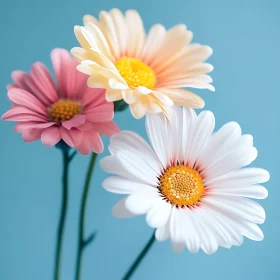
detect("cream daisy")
(71, 8), (214, 119)
(100, 106), (269, 254)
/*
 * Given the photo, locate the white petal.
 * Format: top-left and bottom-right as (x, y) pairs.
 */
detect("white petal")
(109, 130), (162, 174)
(100, 155), (141, 181)
(207, 185), (268, 199)
(197, 121), (241, 171)
(145, 111), (171, 167)
(182, 108), (197, 163)
(112, 197), (137, 218)
(116, 149), (159, 185)
(201, 205), (244, 247)
(192, 209), (219, 254)
(205, 168), (270, 188)
(102, 176), (153, 194)
(171, 242), (185, 253)
(187, 110), (215, 168)
(146, 199), (172, 228)
(125, 188), (160, 214)
(203, 196), (266, 224)
(201, 135), (258, 180)
(155, 222), (170, 242)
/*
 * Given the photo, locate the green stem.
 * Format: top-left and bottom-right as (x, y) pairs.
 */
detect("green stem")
(75, 153), (98, 280)
(54, 149), (70, 280)
(121, 231), (156, 280)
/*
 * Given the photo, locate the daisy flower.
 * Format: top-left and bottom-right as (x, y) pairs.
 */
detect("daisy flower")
(100, 106), (269, 254)
(71, 8), (214, 119)
(2, 48), (119, 155)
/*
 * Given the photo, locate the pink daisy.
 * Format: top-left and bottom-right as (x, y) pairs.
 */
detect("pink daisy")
(2, 48), (119, 155)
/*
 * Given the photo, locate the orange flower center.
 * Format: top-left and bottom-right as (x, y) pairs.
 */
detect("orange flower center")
(159, 165), (204, 207)
(115, 57), (156, 89)
(49, 100), (81, 122)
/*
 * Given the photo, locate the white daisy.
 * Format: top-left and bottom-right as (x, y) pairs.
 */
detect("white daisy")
(100, 106), (269, 254)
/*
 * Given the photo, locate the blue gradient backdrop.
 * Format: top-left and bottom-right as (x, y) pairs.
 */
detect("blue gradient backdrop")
(0, 0), (279, 279)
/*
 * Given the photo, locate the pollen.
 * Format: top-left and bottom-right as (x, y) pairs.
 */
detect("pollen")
(159, 165), (205, 207)
(49, 99), (82, 122)
(115, 57), (157, 89)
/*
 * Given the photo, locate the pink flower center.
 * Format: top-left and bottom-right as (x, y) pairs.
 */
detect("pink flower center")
(48, 99), (82, 122)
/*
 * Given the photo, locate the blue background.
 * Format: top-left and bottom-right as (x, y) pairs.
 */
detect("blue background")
(0, 0), (278, 279)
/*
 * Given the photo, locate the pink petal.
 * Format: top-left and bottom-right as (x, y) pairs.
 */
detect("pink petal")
(8, 88), (47, 115)
(85, 104), (114, 122)
(41, 126), (61, 146)
(22, 129), (43, 142)
(15, 122), (56, 133)
(77, 131), (104, 155)
(77, 138), (91, 155)
(77, 121), (94, 131)
(81, 88), (107, 108)
(30, 62), (58, 102)
(89, 132), (104, 154)
(15, 122), (41, 132)
(2, 107), (48, 122)
(11, 70), (30, 90)
(51, 48), (87, 99)
(90, 122), (120, 136)
(22, 74), (54, 105)
(69, 128), (83, 147)
(60, 127), (75, 147)
(62, 115), (86, 130)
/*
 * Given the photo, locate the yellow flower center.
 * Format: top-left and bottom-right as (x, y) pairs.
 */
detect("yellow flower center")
(115, 57), (156, 89)
(159, 165), (204, 207)
(49, 100), (81, 122)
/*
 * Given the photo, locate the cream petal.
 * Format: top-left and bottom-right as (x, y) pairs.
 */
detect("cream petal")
(83, 19), (114, 61)
(158, 88), (205, 108)
(129, 95), (149, 119)
(141, 24), (166, 64)
(122, 90), (140, 104)
(109, 8), (127, 57)
(125, 10), (146, 58)
(105, 89), (123, 102)
(98, 10), (121, 59)
(150, 25), (193, 71)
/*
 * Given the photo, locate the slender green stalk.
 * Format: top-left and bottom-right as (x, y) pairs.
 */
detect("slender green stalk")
(121, 232), (156, 280)
(54, 149), (70, 280)
(75, 153), (98, 280)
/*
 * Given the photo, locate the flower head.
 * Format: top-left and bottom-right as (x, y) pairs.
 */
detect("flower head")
(71, 9), (214, 119)
(100, 106), (269, 254)
(2, 48), (119, 155)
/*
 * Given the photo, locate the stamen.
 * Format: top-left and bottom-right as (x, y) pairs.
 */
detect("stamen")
(159, 165), (204, 207)
(49, 99), (82, 122)
(115, 57), (156, 89)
